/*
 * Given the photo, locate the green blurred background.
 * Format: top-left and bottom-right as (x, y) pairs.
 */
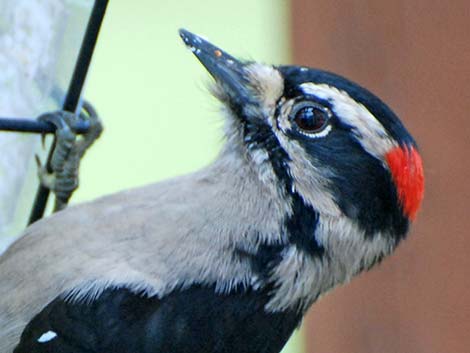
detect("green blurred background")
(74, 0), (302, 352)
(76, 0), (291, 198)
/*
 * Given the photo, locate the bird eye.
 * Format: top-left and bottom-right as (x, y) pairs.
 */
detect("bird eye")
(290, 102), (331, 135)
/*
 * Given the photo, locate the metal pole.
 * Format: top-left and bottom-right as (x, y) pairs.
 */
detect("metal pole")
(0, 118), (90, 134)
(29, 0), (109, 224)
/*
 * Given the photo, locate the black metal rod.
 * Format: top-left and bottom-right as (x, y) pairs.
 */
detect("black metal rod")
(0, 117), (90, 134)
(63, 1), (109, 112)
(29, 0), (109, 224)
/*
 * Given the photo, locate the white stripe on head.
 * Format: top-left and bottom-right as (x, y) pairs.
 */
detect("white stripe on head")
(300, 83), (397, 158)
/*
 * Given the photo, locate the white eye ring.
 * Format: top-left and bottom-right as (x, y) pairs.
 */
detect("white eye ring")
(297, 124), (332, 138)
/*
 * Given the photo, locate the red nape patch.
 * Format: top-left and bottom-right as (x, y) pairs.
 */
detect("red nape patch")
(385, 145), (424, 221)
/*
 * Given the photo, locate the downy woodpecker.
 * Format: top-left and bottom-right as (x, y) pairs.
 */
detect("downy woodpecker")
(0, 29), (424, 353)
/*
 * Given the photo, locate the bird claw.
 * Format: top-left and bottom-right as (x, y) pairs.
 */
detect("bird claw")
(36, 101), (103, 212)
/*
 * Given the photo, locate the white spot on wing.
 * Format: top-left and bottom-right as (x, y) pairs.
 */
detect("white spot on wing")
(37, 330), (58, 343)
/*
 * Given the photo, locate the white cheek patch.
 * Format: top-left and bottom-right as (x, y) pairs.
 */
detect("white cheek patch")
(266, 215), (395, 312)
(37, 330), (58, 343)
(271, 129), (342, 217)
(300, 83), (397, 158)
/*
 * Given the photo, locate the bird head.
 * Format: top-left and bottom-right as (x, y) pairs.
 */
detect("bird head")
(180, 29), (424, 305)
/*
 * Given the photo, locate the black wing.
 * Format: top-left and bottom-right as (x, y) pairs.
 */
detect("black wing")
(14, 285), (301, 353)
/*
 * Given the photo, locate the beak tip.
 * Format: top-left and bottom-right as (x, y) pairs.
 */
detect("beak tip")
(178, 28), (189, 43)
(179, 28), (204, 50)
(178, 29), (251, 103)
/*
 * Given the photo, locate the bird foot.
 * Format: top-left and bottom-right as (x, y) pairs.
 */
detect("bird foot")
(35, 101), (103, 212)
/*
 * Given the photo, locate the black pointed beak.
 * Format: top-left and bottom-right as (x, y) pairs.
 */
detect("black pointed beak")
(179, 29), (255, 105)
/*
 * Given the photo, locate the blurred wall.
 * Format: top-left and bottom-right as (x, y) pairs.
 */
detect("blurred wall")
(75, 1), (303, 352)
(291, 1), (470, 352)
